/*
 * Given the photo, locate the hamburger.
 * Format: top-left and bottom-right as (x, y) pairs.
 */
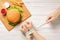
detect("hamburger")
(7, 6), (22, 26)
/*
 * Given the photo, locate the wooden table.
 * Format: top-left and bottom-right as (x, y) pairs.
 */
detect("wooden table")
(0, 0), (60, 40)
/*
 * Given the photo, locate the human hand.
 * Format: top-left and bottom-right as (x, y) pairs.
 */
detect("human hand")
(46, 12), (59, 23)
(20, 21), (32, 33)
(20, 21), (33, 39)
(46, 8), (60, 23)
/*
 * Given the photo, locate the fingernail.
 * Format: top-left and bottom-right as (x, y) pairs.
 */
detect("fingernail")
(27, 22), (29, 25)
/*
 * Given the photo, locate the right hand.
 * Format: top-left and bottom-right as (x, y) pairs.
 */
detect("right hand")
(46, 12), (60, 23)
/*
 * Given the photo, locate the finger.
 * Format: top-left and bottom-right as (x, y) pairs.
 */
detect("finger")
(27, 21), (32, 25)
(25, 22), (30, 28)
(20, 25), (23, 30)
(26, 21), (31, 25)
(47, 17), (54, 23)
(46, 16), (52, 23)
(20, 25), (24, 31)
(23, 24), (27, 30)
(20, 24), (26, 32)
(46, 16), (51, 21)
(23, 24), (29, 32)
(26, 21), (32, 30)
(24, 23), (29, 30)
(26, 21), (32, 26)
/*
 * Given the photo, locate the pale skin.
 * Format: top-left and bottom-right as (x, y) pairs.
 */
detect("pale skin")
(20, 21), (45, 40)
(20, 7), (60, 40)
(46, 7), (60, 23)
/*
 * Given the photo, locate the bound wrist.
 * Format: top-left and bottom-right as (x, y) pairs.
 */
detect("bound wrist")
(25, 28), (36, 38)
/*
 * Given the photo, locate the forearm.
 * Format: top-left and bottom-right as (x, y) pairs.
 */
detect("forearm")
(32, 31), (45, 40)
(58, 7), (60, 15)
(26, 37), (32, 40)
(54, 7), (60, 16)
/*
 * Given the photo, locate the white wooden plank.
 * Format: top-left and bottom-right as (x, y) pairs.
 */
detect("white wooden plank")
(23, 0), (60, 3)
(0, 0), (60, 40)
(23, 0), (60, 16)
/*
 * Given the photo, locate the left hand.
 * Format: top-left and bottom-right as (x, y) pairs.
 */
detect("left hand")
(20, 21), (32, 33)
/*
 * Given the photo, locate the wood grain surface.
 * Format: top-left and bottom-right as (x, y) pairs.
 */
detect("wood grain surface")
(0, 0), (31, 31)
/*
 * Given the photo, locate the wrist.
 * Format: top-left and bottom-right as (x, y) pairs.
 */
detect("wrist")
(25, 27), (36, 38)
